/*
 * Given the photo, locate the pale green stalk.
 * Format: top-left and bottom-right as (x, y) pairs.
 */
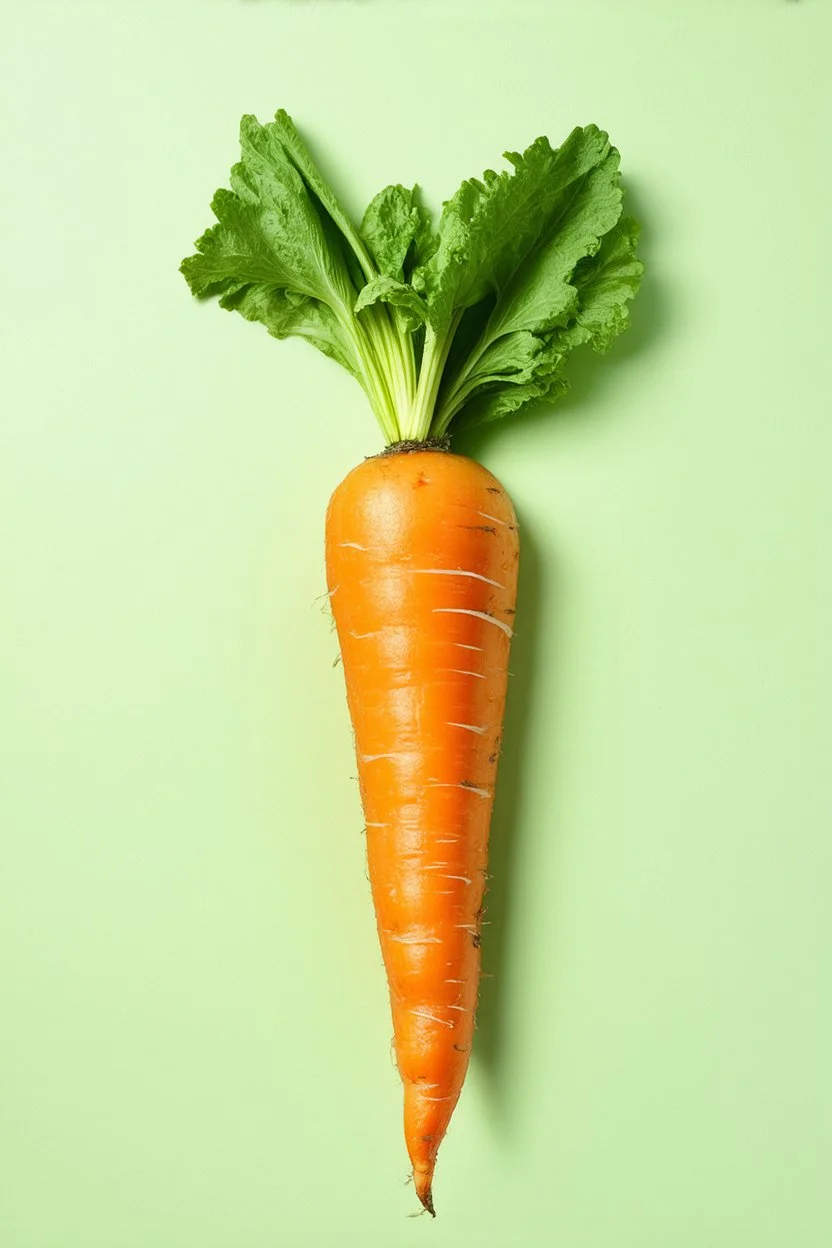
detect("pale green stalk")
(401, 314), (463, 441)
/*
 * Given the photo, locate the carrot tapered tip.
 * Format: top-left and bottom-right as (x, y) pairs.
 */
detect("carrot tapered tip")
(415, 1173), (436, 1217)
(418, 1187), (436, 1218)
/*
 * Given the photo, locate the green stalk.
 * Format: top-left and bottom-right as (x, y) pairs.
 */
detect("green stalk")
(431, 318), (495, 436)
(367, 303), (417, 430)
(339, 311), (400, 443)
(401, 313), (462, 442)
(433, 384), (472, 439)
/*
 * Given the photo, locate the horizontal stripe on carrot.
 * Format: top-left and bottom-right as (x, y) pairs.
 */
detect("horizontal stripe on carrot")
(411, 568), (506, 588)
(432, 607), (513, 637)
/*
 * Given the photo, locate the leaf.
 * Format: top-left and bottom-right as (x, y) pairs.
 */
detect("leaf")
(354, 274), (429, 328)
(484, 146), (623, 340)
(270, 109), (376, 283)
(181, 112), (411, 439)
(361, 184), (434, 280)
(218, 284), (362, 378)
(451, 216), (643, 430)
(413, 125), (615, 333)
(555, 216), (644, 353)
(456, 371), (571, 429)
(181, 115), (357, 314)
(457, 330), (544, 389)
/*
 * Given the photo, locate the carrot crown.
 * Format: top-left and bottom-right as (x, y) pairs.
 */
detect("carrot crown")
(181, 110), (642, 446)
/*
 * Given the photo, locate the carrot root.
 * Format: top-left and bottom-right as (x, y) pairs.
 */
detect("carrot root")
(325, 448), (519, 1212)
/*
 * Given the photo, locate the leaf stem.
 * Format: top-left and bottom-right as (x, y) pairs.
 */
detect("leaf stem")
(432, 316), (497, 435)
(371, 304), (417, 427)
(339, 311), (400, 443)
(402, 313), (462, 441)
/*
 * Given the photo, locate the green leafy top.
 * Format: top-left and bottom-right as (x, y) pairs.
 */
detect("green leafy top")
(181, 109), (643, 445)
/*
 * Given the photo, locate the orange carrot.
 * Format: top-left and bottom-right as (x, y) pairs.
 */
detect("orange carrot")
(181, 108), (641, 1212)
(326, 447), (519, 1213)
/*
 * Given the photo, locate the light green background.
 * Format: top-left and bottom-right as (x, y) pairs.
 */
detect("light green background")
(2, 3), (830, 1245)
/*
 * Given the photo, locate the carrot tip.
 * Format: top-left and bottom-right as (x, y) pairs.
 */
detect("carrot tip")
(418, 1186), (436, 1218)
(414, 1175), (436, 1218)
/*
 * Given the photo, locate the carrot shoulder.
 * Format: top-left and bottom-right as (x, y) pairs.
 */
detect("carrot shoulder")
(325, 448), (519, 1214)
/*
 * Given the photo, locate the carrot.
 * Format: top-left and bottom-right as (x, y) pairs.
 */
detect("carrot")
(325, 447), (519, 1213)
(181, 109), (641, 1213)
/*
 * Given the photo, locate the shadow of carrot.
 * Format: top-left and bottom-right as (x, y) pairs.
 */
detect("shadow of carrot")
(452, 178), (661, 1125)
(467, 506), (546, 1129)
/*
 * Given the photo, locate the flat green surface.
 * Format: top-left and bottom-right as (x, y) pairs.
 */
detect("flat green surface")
(2, 3), (830, 1245)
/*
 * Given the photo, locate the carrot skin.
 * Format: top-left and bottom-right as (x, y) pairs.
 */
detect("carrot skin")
(325, 449), (519, 1213)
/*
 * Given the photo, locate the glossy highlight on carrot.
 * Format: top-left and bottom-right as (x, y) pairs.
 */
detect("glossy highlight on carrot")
(326, 448), (519, 1212)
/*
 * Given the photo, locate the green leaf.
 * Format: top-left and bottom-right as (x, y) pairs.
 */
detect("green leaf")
(555, 216), (644, 353)
(180, 112), (414, 441)
(181, 116), (356, 312)
(456, 330), (544, 390)
(430, 136), (641, 435)
(261, 113), (419, 438)
(456, 371), (571, 429)
(361, 184), (434, 280)
(484, 146), (623, 340)
(354, 274), (429, 329)
(218, 284), (362, 378)
(450, 215), (643, 431)
(413, 125), (614, 333)
(270, 109), (376, 284)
